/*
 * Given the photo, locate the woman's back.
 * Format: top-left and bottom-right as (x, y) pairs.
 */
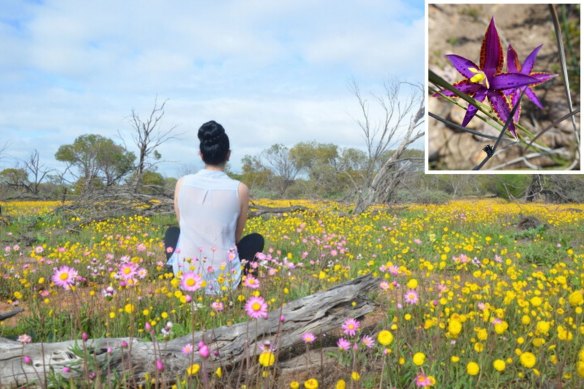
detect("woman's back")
(172, 169), (242, 293)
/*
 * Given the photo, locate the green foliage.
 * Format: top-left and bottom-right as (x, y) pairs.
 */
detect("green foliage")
(395, 189), (451, 204)
(241, 154), (272, 191)
(490, 175), (531, 199)
(0, 168), (29, 187)
(55, 134), (136, 192)
(137, 170), (166, 195)
(289, 141), (338, 177)
(517, 239), (564, 266)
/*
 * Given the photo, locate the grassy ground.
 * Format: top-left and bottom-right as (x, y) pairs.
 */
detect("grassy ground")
(1, 199), (583, 388)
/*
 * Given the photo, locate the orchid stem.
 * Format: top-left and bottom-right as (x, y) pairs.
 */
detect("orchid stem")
(473, 87), (527, 170)
(428, 112), (499, 140)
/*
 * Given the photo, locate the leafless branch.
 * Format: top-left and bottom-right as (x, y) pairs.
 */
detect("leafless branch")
(127, 98), (180, 190)
(22, 150), (53, 194)
(352, 81), (425, 214)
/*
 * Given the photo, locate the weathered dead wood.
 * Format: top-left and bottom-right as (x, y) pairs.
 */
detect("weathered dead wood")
(0, 275), (377, 388)
(248, 205), (307, 218)
(0, 308), (23, 322)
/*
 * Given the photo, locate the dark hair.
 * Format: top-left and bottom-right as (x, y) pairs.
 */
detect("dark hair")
(197, 120), (230, 165)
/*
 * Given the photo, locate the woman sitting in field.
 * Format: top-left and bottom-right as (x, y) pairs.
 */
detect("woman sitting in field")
(164, 120), (264, 294)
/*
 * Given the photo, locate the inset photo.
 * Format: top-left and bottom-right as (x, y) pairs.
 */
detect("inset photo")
(428, 3), (580, 171)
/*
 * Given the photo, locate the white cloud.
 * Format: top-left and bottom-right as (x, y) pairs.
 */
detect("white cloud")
(0, 0), (425, 176)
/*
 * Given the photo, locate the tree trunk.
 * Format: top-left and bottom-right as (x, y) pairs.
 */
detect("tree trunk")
(525, 174), (543, 202)
(0, 275), (377, 388)
(355, 105), (424, 214)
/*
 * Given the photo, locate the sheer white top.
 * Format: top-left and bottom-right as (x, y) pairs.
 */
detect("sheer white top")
(167, 169), (242, 294)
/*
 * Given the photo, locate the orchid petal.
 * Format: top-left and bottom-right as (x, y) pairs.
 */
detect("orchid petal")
(530, 72), (557, 84)
(480, 17), (503, 78)
(433, 80), (483, 97)
(488, 91), (516, 138)
(510, 90), (523, 123)
(522, 44), (543, 74)
(491, 73), (539, 91)
(445, 54), (480, 79)
(525, 88), (544, 109)
(507, 45), (520, 73)
(462, 88), (488, 127)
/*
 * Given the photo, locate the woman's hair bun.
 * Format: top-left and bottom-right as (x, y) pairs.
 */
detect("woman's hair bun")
(197, 120), (230, 165)
(198, 120), (226, 144)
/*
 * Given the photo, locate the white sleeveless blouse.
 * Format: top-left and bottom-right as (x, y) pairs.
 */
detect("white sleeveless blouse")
(168, 169), (242, 294)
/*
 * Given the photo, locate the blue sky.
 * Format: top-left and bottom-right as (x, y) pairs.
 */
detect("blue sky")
(0, 0), (424, 177)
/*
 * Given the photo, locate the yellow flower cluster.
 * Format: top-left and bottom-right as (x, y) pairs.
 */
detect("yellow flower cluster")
(1, 198), (582, 387)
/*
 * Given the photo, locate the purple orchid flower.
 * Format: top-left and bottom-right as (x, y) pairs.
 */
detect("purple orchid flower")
(506, 44), (557, 122)
(435, 17), (540, 139)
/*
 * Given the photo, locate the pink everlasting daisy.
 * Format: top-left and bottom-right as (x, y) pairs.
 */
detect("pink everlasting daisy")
(118, 262), (138, 280)
(182, 343), (194, 355)
(415, 373), (433, 387)
(242, 275), (260, 289)
(180, 272), (203, 292)
(52, 266), (79, 290)
(302, 332), (316, 344)
(337, 337), (351, 351)
(245, 296), (268, 319)
(137, 268), (148, 279)
(211, 301), (224, 312)
(404, 290), (419, 305)
(388, 265), (400, 275)
(361, 335), (374, 348)
(342, 318), (360, 337)
(18, 334), (32, 344)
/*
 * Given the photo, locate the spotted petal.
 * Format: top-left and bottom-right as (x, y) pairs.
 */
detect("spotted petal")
(480, 18), (504, 78)
(462, 88), (488, 127)
(432, 80), (484, 97)
(530, 72), (557, 84)
(506, 45), (521, 73)
(522, 44), (543, 74)
(510, 89), (523, 122)
(491, 73), (539, 91)
(488, 91), (517, 138)
(445, 54), (481, 79)
(525, 87), (544, 109)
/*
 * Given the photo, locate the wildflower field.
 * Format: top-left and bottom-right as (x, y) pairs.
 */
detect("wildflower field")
(1, 199), (583, 388)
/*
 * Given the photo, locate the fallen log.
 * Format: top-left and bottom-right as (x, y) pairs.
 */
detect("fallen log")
(0, 275), (377, 388)
(0, 308), (23, 322)
(248, 204), (308, 218)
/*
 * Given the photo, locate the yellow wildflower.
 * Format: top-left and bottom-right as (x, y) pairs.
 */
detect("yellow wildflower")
(186, 363), (200, 376)
(466, 361), (480, 376)
(259, 351), (275, 367)
(377, 330), (393, 346)
(413, 352), (426, 366)
(520, 352), (537, 368)
(493, 359), (506, 372)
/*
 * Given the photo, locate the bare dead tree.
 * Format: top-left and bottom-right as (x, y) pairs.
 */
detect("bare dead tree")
(261, 144), (300, 196)
(22, 149), (52, 195)
(352, 81), (425, 214)
(525, 174), (543, 202)
(127, 98), (178, 190)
